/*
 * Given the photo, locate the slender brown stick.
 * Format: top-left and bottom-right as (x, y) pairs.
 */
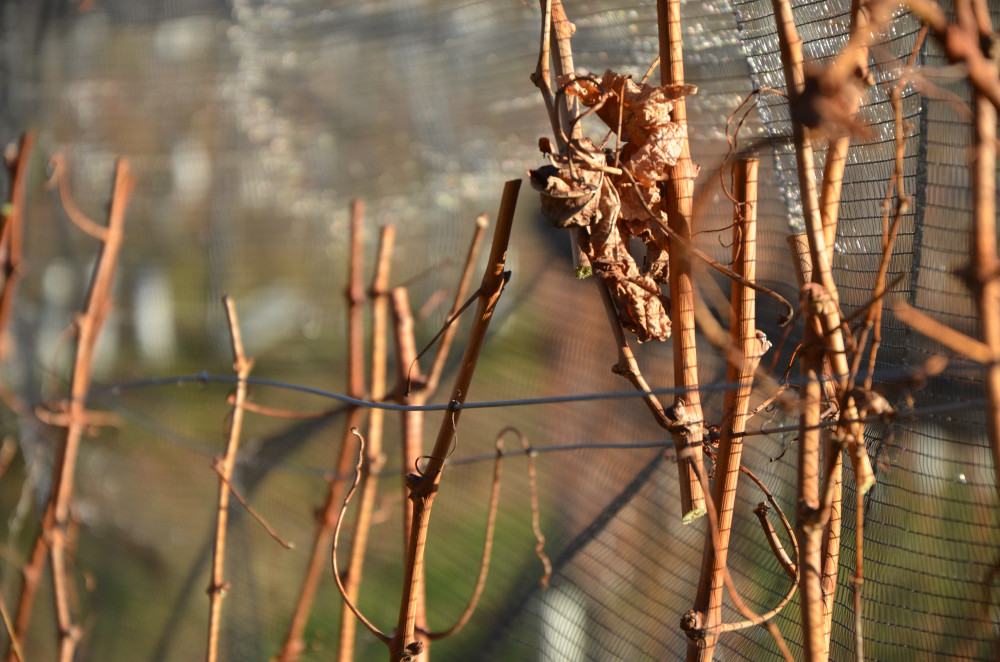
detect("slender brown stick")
(46, 154), (109, 241)
(683, 462), (795, 661)
(275, 200), (368, 662)
(287, 417), (366, 650)
(40, 158), (131, 662)
(657, 0), (707, 523)
(855, 194), (906, 389)
(796, 318), (827, 662)
(388, 214), (488, 655)
(529, 0), (578, 149)
(337, 225), (395, 661)
(347, 201), (367, 391)
(206, 297), (254, 662)
(841, 33), (924, 657)
(6, 521), (44, 662)
(531, 0), (559, 145)
(851, 25), (927, 390)
(853, 27), (924, 390)
(597, 280), (676, 430)
(819, 0), (871, 264)
(735, 462), (799, 572)
(53, 159), (130, 662)
(688, 159), (760, 661)
(0, 137), (32, 658)
(786, 233), (813, 287)
(771, 2), (889, 654)
(0, 579), (24, 662)
(532, 0), (590, 273)
(790, 225), (831, 662)
(770, 0), (830, 289)
(893, 302), (993, 363)
(389, 180), (519, 661)
(548, 0), (580, 145)
(966, 0), (1000, 510)
(392, 287), (425, 551)
(818, 410), (844, 651)
(850, 479), (865, 662)
(755, 504), (797, 580)
(390, 287), (432, 656)
(0, 132), (33, 363)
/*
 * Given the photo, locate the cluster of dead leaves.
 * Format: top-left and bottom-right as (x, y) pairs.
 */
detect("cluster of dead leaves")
(529, 70), (695, 342)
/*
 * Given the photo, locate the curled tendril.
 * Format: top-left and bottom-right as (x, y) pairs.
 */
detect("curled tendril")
(330, 428), (390, 644)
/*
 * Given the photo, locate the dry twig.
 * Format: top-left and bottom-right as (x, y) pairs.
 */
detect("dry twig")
(682, 461), (796, 662)
(389, 180), (519, 661)
(656, 0), (707, 523)
(0, 132), (33, 364)
(206, 296), (255, 662)
(45, 154), (110, 241)
(275, 200), (368, 662)
(965, 0), (1000, 507)
(388, 213), (489, 655)
(688, 159), (763, 660)
(5, 157), (132, 662)
(531, 0), (591, 273)
(336, 224), (395, 661)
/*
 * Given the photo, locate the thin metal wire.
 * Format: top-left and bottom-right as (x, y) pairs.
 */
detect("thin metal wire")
(97, 367), (985, 415)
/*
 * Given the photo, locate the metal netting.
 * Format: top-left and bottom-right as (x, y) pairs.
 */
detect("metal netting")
(0, 0), (997, 660)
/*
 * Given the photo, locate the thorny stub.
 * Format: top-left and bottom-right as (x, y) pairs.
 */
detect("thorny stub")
(529, 70), (696, 343)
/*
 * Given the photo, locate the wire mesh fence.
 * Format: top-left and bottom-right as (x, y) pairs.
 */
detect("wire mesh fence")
(0, 0), (998, 660)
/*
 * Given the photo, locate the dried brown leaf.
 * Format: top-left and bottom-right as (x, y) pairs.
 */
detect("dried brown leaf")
(594, 261), (671, 342)
(583, 184), (670, 342)
(563, 74), (607, 107)
(624, 123), (686, 184)
(534, 69), (690, 343)
(566, 70), (694, 139)
(586, 177), (622, 258)
(529, 163), (601, 228)
(530, 138), (612, 228)
(643, 245), (670, 284)
(618, 178), (663, 224)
